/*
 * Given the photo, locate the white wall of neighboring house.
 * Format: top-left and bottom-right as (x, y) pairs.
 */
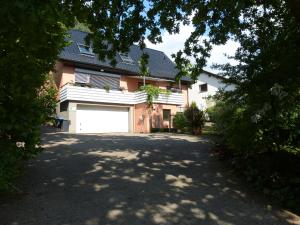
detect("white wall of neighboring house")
(188, 72), (235, 110)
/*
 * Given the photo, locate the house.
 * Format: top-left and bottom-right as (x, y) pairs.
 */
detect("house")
(188, 71), (235, 110)
(52, 30), (190, 133)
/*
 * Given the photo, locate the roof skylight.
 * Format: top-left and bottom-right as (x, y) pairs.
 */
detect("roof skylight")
(77, 43), (94, 55)
(119, 52), (134, 65)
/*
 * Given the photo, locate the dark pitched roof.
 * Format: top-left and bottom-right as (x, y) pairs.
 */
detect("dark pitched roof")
(59, 30), (190, 81)
(202, 69), (227, 81)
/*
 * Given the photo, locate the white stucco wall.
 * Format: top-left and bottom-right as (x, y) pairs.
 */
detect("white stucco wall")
(188, 72), (235, 110)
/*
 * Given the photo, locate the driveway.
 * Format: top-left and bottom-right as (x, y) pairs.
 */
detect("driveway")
(0, 129), (299, 225)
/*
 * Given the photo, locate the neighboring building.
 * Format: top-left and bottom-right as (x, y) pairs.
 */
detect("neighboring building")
(188, 71), (235, 110)
(53, 30), (190, 133)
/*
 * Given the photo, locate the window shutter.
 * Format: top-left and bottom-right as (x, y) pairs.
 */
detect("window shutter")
(90, 75), (119, 89)
(75, 73), (90, 83)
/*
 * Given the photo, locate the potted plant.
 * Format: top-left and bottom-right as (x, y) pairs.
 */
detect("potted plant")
(86, 83), (92, 88)
(173, 112), (188, 133)
(103, 84), (110, 92)
(119, 86), (126, 92)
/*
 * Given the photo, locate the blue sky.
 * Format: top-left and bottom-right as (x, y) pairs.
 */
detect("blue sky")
(144, 20), (239, 73)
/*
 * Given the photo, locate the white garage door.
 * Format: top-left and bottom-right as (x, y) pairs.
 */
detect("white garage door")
(76, 105), (129, 133)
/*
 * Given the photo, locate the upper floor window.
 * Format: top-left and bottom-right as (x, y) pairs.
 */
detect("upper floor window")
(77, 43), (94, 55)
(199, 83), (208, 92)
(119, 52), (134, 65)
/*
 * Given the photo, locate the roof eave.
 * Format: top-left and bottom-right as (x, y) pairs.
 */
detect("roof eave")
(58, 58), (190, 82)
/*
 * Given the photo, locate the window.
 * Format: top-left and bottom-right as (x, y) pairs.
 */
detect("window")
(60, 101), (68, 112)
(119, 52), (134, 65)
(163, 109), (171, 121)
(199, 83), (208, 92)
(77, 43), (94, 55)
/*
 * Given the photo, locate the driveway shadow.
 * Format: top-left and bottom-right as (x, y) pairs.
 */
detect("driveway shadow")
(0, 128), (299, 225)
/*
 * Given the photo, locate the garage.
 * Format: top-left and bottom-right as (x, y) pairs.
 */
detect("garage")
(76, 105), (129, 133)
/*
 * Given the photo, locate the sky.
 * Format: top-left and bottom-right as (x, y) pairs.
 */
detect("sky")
(144, 22), (239, 73)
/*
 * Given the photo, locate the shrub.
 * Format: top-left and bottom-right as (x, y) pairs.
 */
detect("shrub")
(209, 89), (300, 156)
(0, 75), (55, 191)
(184, 102), (205, 134)
(173, 112), (188, 132)
(103, 84), (110, 92)
(38, 73), (58, 123)
(210, 90), (300, 213)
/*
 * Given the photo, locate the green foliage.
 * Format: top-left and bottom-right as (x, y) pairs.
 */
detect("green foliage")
(0, 144), (22, 191)
(139, 54), (150, 76)
(38, 73), (58, 123)
(103, 84), (110, 92)
(73, 18), (91, 33)
(201, 125), (217, 136)
(211, 90), (300, 212)
(173, 113), (188, 132)
(138, 53), (150, 86)
(211, 88), (300, 155)
(193, 0), (300, 211)
(184, 102), (205, 134)
(231, 151), (300, 213)
(139, 84), (170, 106)
(0, 1), (72, 190)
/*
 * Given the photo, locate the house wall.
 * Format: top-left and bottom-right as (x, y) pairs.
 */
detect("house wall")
(52, 61), (64, 88)
(188, 73), (235, 110)
(60, 66), (75, 87)
(120, 76), (139, 91)
(151, 104), (177, 129)
(181, 85), (189, 108)
(119, 76), (172, 92)
(56, 63), (190, 133)
(134, 103), (178, 133)
(134, 103), (149, 133)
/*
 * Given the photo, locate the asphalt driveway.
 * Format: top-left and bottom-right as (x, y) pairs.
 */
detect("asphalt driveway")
(0, 129), (299, 225)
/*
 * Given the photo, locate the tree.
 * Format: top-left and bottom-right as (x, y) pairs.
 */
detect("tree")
(138, 53), (150, 86)
(38, 73), (58, 123)
(208, 1), (300, 155)
(184, 102), (205, 135)
(0, 1), (73, 190)
(73, 19), (91, 33)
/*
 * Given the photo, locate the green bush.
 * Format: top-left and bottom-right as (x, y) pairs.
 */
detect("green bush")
(173, 112), (188, 132)
(0, 144), (24, 191)
(231, 151), (300, 213)
(210, 90), (300, 155)
(38, 73), (58, 123)
(0, 74), (56, 191)
(184, 102), (205, 134)
(211, 90), (300, 213)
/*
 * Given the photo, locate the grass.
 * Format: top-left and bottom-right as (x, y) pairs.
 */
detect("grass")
(202, 125), (217, 136)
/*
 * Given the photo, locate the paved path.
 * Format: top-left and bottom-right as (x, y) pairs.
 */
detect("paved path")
(1, 130), (299, 225)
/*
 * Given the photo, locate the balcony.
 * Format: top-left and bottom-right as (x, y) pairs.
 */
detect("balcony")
(60, 84), (184, 105)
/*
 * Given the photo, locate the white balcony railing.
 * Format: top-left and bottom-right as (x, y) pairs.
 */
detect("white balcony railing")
(60, 84), (184, 105)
